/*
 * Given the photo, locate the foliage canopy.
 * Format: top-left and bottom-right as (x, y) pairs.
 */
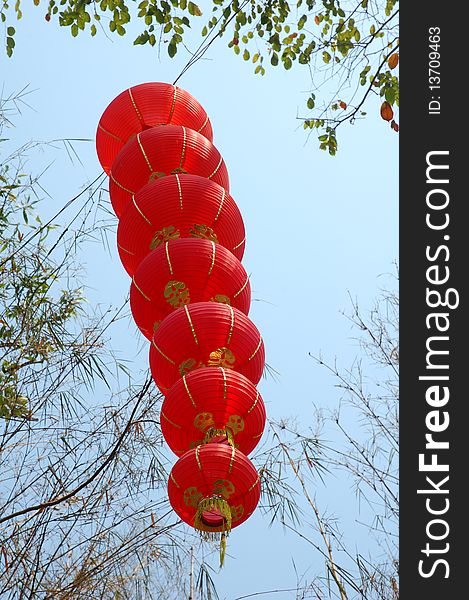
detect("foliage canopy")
(2, 0), (399, 153)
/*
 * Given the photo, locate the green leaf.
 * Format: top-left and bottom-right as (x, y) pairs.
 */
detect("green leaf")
(188, 1), (202, 16)
(385, 87), (395, 104)
(307, 95), (315, 109)
(154, 9), (165, 23)
(270, 52), (278, 66)
(237, 11), (247, 26)
(268, 32), (280, 49)
(322, 51), (331, 64)
(168, 42), (177, 57)
(7, 26), (15, 36)
(134, 32), (149, 44)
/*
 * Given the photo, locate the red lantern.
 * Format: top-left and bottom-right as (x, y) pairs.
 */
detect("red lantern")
(109, 125), (229, 217)
(161, 367), (266, 456)
(117, 175), (245, 277)
(96, 82), (213, 174)
(149, 302), (265, 393)
(130, 238), (251, 340)
(95, 81), (266, 557)
(167, 444), (260, 534)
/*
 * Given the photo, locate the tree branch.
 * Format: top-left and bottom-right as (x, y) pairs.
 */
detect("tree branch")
(0, 378), (152, 526)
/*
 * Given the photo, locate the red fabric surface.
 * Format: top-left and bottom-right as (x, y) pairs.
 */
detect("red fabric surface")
(130, 238), (251, 340)
(149, 302), (265, 394)
(167, 444), (261, 532)
(96, 82), (213, 174)
(160, 366), (265, 456)
(117, 175), (245, 276)
(109, 126), (229, 217)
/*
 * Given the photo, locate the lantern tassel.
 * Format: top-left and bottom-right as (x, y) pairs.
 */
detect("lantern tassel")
(220, 533), (227, 568)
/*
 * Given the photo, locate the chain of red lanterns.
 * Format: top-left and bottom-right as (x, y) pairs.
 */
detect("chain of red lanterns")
(96, 83), (266, 564)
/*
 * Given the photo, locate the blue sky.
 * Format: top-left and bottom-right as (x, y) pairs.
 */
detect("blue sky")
(2, 7), (398, 598)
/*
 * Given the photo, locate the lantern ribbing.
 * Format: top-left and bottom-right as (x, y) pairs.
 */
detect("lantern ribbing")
(96, 82), (267, 566)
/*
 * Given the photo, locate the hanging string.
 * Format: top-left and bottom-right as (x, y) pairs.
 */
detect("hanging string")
(173, 0), (250, 86)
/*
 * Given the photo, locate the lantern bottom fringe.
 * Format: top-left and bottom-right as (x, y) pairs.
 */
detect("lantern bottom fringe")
(202, 427), (235, 447)
(194, 531), (228, 568)
(197, 532), (228, 568)
(194, 496), (232, 568)
(194, 496), (232, 534)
